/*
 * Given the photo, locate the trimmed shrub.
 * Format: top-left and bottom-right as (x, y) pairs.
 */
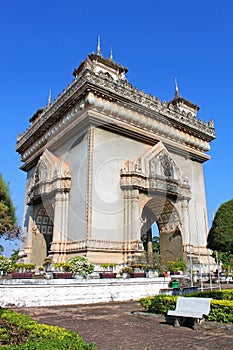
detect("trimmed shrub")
(186, 289), (233, 300)
(139, 292), (233, 323)
(139, 295), (177, 315)
(5, 337), (96, 349)
(207, 300), (233, 323)
(0, 308), (96, 349)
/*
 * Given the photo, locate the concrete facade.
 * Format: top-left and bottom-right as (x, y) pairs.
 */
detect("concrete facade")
(16, 47), (215, 269)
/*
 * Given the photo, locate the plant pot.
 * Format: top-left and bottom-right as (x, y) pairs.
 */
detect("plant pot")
(11, 272), (33, 279)
(129, 272), (146, 278)
(122, 272), (130, 279)
(99, 272), (117, 279)
(52, 272), (73, 279)
(145, 270), (157, 278)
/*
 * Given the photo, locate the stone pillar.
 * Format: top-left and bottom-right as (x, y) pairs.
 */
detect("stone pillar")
(22, 206), (35, 263)
(181, 199), (190, 248)
(131, 189), (140, 241)
(52, 192), (69, 242)
(123, 189), (131, 262)
(123, 189), (141, 262)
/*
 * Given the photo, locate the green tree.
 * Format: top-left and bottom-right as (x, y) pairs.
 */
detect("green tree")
(0, 174), (20, 240)
(152, 235), (160, 254)
(10, 249), (19, 264)
(207, 199), (233, 253)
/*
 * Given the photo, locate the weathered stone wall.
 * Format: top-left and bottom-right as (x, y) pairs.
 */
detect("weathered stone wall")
(0, 278), (170, 308)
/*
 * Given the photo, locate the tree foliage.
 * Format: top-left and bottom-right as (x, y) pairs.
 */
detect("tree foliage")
(0, 174), (20, 239)
(207, 199), (233, 253)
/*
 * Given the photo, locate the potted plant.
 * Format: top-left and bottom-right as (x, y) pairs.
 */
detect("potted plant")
(165, 258), (186, 275)
(38, 266), (44, 274)
(120, 266), (133, 278)
(99, 263), (117, 278)
(145, 264), (159, 278)
(12, 263), (35, 278)
(52, 262), (73, 279)
(130, 264), (146, 278)
(67, 256), (94, 279)
(43, 258), (53, 272)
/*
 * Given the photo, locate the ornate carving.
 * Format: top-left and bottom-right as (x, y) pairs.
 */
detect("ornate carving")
(120, 142), (191, 200)
(27, 150), (71, 204)
(17, 58), (215, 162)
(50, 239), (143, 253)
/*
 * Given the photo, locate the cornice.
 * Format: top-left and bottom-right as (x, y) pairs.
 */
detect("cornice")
(85, 93), (211, 153)
(16, 66), (215, 162)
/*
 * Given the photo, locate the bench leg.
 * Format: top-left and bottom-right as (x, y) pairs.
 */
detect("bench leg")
(193, 318), (199, 330)
(173, 317), (180, 327)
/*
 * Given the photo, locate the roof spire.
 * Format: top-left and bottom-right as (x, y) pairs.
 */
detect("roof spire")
(97, 35), (101, 56)
(110, 47), (113, 60)
(175, 78), (180, 98)
(47, 89), (52, 106)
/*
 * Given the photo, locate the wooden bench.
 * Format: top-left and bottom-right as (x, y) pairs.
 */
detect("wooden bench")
(167, 297), (212, 328)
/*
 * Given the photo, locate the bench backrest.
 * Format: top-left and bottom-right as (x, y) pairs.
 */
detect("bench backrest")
(175, 297), (211, 315)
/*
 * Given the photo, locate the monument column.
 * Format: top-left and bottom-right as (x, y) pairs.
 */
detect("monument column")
(181, 199), (191, 257)
(52, 192), (69, 242)
(21, 206), (34, 263)
(131, 189), (140, 241)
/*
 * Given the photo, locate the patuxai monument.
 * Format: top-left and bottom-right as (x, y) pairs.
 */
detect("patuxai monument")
(16, 41), (215, 270)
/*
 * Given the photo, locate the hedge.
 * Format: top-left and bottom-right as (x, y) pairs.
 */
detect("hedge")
(139, 293), (233, 324)
(0, 308), (96, 349)
(139, 295), (177, 315)
(207, 300), (233, 323)
(186, 289), (233, 300)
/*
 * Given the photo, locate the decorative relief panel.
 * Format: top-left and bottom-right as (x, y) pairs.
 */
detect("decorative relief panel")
(27, 149), (71, 204)
(120, 142), (191, 200)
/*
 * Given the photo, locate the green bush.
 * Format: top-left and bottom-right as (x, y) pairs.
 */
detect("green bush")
(5, 337), (96, 349)
(139, 292), (233, 323)
(14, 263), (36, 272)
(165, 258), (186, 272)
(67, 256), (94, 276)
(53, 262), (72, 272)
(186, 289), (233, 300)
(0, 255), (12, 274)
(139, 295), (177, 315)
(0, 308), (96, 349)
(100, 263), (117, 270)
(207, 300), (233, 323)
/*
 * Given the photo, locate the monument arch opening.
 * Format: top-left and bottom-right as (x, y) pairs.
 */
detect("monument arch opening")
(32, 203), (54, 265)
(141, 197), (183, 266)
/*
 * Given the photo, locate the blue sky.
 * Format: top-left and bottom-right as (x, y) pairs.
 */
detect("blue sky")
(0, 0), (232, 256)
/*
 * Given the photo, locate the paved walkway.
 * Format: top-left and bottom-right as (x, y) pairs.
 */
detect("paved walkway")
(15, 301), (233, 350)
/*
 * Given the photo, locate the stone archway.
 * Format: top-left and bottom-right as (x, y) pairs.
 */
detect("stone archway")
(141, 197), (183, 265)
(24, 149), (72, 264)
(120, 141), (191, 264)
(31, 203), (54, 265)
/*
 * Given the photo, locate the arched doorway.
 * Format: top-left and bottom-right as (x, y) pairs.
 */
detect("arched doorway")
(141, 197), (183, 265)
(32, 203), (54, 265)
